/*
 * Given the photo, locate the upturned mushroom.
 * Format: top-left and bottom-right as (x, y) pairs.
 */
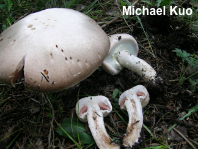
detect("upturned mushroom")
(119, 85), (149, 147)
(76, 96), (120, 149)
(0, 8), (110, 93)
(102, 33), (157, 83)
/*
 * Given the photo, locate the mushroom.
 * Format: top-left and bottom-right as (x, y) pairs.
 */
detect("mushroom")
(119, 85), (149, 147)
(76, 96), (120, 149)
(0, 8), (110, 93)
(102, 33), (157, 83)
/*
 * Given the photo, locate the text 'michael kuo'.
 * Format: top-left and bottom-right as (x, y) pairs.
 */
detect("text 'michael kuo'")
(123, 6), (193, 16)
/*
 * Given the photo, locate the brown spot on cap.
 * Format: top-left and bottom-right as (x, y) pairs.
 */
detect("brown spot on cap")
(27, 24), (33, 28)
(43, 69), (48, 75)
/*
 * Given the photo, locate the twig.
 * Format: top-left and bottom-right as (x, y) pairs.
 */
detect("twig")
(104, 123), (121, 137)
(109, 114), (118, 132)
(131, 0), (139, 6)
(0, 97), (11, 105)
(169, 79), (180, 82)
(0, 81), (23, 86)
(66, 144), (78, 149)
(190, 138), (198, 146)
(109, 26), (132, 35)
(158, 54), (173, 65)
(41, 72), (49, 82)
(173, 128), (197, 149)
(101, 16), (121, 28)
(115, 0), (134, 32)
(30, 98), (40, 103)
(0, 84), (8, 86)
(139, 44), (156, 58)
(164, 118), (198, 127)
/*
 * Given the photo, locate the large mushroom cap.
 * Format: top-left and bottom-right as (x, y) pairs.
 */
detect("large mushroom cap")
(0, 8), (110, 93)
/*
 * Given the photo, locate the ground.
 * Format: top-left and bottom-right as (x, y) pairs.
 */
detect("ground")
(0, 1), (198, 149)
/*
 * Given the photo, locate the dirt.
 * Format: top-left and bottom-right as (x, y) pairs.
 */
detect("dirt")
(0, 6), (198, 149)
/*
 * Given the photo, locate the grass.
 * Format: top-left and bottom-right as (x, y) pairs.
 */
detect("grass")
(0, 0), (102, 32)
(172, 49), (198, 87)
(55, 121), (82, 148)
(123, 0), (156, 57)
(0, 0), (198, 149)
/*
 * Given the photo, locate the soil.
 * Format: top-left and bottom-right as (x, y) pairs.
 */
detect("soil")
(0, 5), (198, 149)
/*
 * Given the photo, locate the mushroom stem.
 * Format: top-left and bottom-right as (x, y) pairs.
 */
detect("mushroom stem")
(119, 85), (150, 147)
(116, 50), (156, 82)
(121, 96), (143, 147)
(86, 106), (119, 149)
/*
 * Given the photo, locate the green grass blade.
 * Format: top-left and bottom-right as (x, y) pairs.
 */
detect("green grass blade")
(124, 0), (155, 58)
(143, 124), (154, 138)
(55, 121), (80, 148)
(112, 106), (127, 124)
(28, 106), (43, 149)
(85, 142), (95, 149)
(83, 0), (98, 14)
(168, 101), (198, 132)
(66, 0), (77, 8)
(6, 129), (22, 149)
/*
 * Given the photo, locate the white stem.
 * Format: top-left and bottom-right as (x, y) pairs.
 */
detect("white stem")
(123, 96), (143, 147)
(117, 50), (156, 82)
(87, 106), (120, 149)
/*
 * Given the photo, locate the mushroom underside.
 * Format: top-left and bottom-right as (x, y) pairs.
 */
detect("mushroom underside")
(76, 96), (120, 149)
(79, 102), (111, 116)
(12, 57), (24, 86)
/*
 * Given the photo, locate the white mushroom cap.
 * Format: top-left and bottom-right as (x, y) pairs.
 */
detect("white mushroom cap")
(119, 85), (149, 147)
(102, 33), (139, 75)
(102, 33), (157, 82)
(0, 8), (110, 93)
(76, 96), (120, 149)
(119, 85), (150, 109)
(76, 96), (112, 122)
